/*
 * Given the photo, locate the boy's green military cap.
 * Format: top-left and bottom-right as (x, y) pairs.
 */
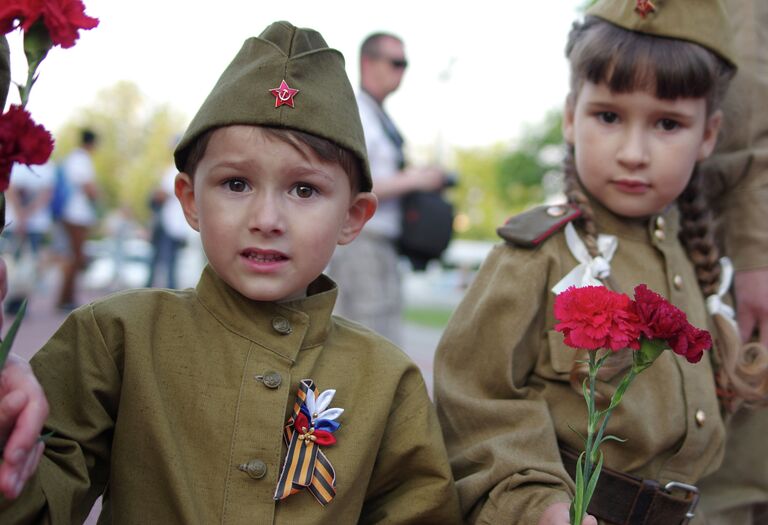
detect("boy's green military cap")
(588, 0), (736, 68)
(174, 21), (372, 191)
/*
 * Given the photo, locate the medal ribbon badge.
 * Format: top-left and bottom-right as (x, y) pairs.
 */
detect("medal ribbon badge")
(274, 379), (342, 505)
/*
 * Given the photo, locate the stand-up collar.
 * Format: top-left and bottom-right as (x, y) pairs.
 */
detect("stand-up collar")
(588, 194), (680, 244)
(195, 266), (338, 356)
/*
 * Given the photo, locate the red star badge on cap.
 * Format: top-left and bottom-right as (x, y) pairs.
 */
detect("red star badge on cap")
(270, 80), (299, 108)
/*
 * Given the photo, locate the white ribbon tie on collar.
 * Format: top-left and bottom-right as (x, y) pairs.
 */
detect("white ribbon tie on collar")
(706, 256), (737, 330)
(552, 223), (618, 295)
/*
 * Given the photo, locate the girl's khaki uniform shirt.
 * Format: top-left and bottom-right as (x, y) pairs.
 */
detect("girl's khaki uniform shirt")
(434, 201), (725, 524)
(0, 266), (461, 524)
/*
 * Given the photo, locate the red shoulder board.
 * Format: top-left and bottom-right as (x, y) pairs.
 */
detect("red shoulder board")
(496, 204), (581, 247)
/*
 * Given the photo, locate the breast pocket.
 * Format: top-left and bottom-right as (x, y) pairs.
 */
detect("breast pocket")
(543, 330), (629, 383)
(541, 330), (578, 378)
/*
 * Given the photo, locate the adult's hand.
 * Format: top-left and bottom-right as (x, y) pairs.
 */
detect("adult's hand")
(734, 267), (768, 347)
(0, 354), (48, 499)
(0, 256), (49, 499)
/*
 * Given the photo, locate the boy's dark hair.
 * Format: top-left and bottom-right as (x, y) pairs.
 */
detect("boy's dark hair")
(566, 16), (734, 114)
(81, 129), (98, 147)
(182, 126), (363, 193)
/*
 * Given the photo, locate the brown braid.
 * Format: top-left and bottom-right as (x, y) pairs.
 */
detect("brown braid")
(677, 169), (721, 297)
(564, 146), (632, 396)
(563, 147), (600, 260)
(679, 170), (768, 410)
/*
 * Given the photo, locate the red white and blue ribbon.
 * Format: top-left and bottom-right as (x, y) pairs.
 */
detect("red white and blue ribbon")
(274, 379), (342, 505)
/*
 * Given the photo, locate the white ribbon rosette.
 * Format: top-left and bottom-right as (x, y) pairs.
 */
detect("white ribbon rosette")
(552, 223), (618, 295)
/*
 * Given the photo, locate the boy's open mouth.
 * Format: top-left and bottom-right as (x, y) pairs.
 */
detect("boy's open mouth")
(241, 249), (289, 262)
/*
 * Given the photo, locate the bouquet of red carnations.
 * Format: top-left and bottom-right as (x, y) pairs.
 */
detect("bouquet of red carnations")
(554, 284), (711, 525)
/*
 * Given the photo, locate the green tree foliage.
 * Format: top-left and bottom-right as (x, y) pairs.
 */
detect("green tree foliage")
(54, 81), (186, 224)
(452, 110), (565, 240)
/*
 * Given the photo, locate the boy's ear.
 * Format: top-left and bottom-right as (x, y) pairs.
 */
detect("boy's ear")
(563, 94), (576, 145)
(175, 172), (200, 232)
(697, 109), (723, 161)
(337, 192), (378, 245)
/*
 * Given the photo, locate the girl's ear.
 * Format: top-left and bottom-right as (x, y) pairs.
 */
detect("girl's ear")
(563, 94), (576, 145)
(175, 172), (200, 232)
(697, 109), (723, 161)
(338, 192), (378, 245)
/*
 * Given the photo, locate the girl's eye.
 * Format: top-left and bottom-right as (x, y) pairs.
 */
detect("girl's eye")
(658, 118), (680, 131)
(597, 111), (619, 124)
(293, 183), (317, 199)
(226, 179), (248, 192)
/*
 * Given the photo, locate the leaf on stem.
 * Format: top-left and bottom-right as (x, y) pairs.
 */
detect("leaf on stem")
(583, 450), (604, 514)
(599, 434), (627, 445)
(0, 299), (27, 370)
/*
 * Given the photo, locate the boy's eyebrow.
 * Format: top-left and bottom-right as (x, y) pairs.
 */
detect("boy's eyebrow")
(207, 158), (252, 170)
(285, 166), (337, 183)
(208, 159), (338, 183)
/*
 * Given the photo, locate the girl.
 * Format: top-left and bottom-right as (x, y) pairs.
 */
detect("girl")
(434, 1), (767, 524)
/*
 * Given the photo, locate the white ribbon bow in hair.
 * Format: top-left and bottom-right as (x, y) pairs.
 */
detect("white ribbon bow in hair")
(552, 223), (618, 295)
(706, 257), (738, 330)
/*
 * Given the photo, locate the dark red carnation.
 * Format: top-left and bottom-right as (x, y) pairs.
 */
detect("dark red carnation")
(632, 284), (689, 340)
(554, 286), (643, 351)
(633, 284), (711, 363)
(34, 0), (98, 49)
(668, 325), (712, 364)
(0, 105), (55, 191)
(0, 1), (36, 34)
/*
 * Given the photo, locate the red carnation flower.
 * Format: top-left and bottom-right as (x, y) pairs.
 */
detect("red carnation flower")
(633, 284), (688, 340)
(633, 284), (711, 363)
(35, 0), (98, 49)
(554, 286), (643, 351)
(668, 324), (712, 364)
(0, 1), (34, 34)
(0, 105), (55, 191)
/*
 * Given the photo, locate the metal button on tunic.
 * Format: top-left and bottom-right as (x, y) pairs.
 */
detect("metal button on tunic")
(673, 275), (684, 290)
(655, 216), (666, 230)
(695, 409), (706, 427)
(272, 316), (292, 335)
(262, 371), (282, 389)
(239, 459), (267, 479)
(654, 228), (666, 241)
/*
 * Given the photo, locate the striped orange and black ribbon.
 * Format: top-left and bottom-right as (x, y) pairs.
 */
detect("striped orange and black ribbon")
(274, 379), (337, 505)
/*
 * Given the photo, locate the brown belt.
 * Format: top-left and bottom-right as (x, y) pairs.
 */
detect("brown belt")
(560, 446), (699, 525)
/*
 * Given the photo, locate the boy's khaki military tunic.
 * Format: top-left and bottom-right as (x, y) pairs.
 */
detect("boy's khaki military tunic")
(0, 266), (460, 524)
(434, 199), (725, 524)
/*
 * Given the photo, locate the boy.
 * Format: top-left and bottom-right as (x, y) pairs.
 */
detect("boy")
(0, 21), (461, 523)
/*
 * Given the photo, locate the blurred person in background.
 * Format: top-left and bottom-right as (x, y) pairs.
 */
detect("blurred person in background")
(145, 158), (190, 289)
(2, 162), (54, 314)
(56, 128), (100, 311)
(327, 32), (446, 345)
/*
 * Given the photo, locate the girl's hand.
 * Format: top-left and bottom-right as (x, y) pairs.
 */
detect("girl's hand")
(538, 502), (598, 525)
(0, 354), (49, 499)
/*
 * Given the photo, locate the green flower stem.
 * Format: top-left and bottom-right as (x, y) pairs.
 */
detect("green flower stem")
(18, 19), (52, 108)
(572, 351), (640, 525)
